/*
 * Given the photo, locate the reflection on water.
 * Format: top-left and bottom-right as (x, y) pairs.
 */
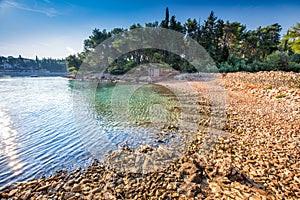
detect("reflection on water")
(0, 77), (205, 184)
(0, 77), (92, 187)
(0, 108), (24, 176)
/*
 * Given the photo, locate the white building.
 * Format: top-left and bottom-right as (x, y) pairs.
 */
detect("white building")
(148, 68), (160, 77)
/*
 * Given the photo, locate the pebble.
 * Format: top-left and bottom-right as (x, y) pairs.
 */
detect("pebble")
(0, 71), (299, 199)
(71, 184), (81, 192)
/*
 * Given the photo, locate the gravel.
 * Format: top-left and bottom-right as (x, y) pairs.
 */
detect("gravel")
(0, 71), (299, 199)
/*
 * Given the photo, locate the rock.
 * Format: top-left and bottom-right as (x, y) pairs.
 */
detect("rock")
(209, 182), (222, 193)
(64, 192), (74, 199)
(249, 195), (262, 200)
(0, 192), (9, 198)
(137, 145), (153, 153)
(0, 71), (299, 199)
(186, 186), (200, 198)
(62, 184), (71, 192)
(36, 184), (50, 192)
(91, 187), (102, 194)
(179, 162), (198, 176)
(8, 189), (18, 197)
(189, 173), (203, 184)
(166, 183), (177, 190)
(71, 184), (81, 192)
(20, 189), (31, 200)
(80, 179), (91, 184)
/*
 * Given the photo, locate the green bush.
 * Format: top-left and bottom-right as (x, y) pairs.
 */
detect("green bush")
(217, 52), (300, 73)
(290, 54), (300, 63)
(276, 94), (286, 98)
(217, 62), (236, 72)
(287, 62), (300, 72)
(266, 51), (289, 71)
(266, 85), (273, 90)
(249, 60), (263, 72)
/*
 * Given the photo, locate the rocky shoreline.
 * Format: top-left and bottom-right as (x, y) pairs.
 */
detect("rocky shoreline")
(1, 71), (299, 199)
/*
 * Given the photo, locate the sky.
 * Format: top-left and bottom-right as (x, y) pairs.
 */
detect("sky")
(0, 0), (299, 59)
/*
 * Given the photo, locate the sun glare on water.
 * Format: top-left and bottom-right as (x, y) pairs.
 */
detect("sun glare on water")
(0, 107), (24, 175)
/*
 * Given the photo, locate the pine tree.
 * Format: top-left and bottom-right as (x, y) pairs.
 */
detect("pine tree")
(282, 23), (300, 53)
(160, 7), (169, 29)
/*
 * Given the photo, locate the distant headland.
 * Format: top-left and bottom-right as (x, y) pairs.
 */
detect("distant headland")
(0, 55), (70, 77)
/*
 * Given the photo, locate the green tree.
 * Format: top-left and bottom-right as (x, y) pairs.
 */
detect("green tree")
(84, 29), (110, 51)
(66, 54), (82, 74)
(215, 19), (226, 62)
(111, 28), (125, 36)
(241, 30), (260, 60)
(129, 23), (143, 30)
(145, 21), (159, 28)
(222, 21), (246, 58)
(160, 7), (169, 28)
(257, 23), (282, 58)
(64, 8), (299, 74)
(282, 23), (300, 53)
(265, 51), (289, 71)
(199, 11), (219, 61)
(169, 15), (184, 33)
(184, 18), (199, 39)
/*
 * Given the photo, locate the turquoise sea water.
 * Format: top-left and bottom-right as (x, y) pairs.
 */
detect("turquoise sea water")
(0, 77), (196, 186)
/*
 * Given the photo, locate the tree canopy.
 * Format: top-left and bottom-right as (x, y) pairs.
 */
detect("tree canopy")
(282, 23), (300, 53)
(66, 8), (300, 75)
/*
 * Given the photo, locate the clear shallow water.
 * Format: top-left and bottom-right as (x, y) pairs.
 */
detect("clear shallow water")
(0, 77), (201, 184)
(76, 82), (182, 150)
(0, 77), (93, 187)
(73, 81), (199, 173)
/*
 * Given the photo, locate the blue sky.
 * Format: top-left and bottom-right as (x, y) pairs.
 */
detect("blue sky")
(0, 0), (299, 59)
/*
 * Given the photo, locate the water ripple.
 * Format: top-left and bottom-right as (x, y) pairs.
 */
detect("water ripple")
(0, 77), (92, 187)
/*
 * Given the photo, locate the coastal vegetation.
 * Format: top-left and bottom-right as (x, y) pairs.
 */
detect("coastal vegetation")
(66, 8), (300, 75)
(0, 56), (66, 73)
(1, 2), (300, 199)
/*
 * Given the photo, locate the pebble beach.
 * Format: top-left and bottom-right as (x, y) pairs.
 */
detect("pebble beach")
(0, 71), (299, 200)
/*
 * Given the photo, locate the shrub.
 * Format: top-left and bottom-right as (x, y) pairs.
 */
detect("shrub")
(266, 85), (273, 90)
(266, 51), (289, 71)
(276, 94), (286, 98)
(217, 62), (237, 72)
(286, 62), (300, 72)
(290, 54), (300, 63)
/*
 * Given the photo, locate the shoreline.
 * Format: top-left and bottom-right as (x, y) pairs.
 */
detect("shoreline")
(0, 71), (299, 199)
(0, 71), (71, 78)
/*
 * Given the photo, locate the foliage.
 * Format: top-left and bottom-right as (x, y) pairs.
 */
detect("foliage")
(282, 23), (300, 53)
(276, 94), (286, 98)
(290, 54), (300, 63)
(65, 8), (300, 75)
(160, 7), (170, 29)
(266, 85), (273, 90)
(217, 52), (300, 73)
(0, 56), (66, 72)
(265, 51), (289, 71)
(84, 29), (110, 51)
(65, 54), (82, 74)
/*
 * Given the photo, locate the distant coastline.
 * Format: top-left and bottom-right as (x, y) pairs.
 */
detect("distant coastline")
(0, 55), (68, 77)
(0, 71), (71, 77)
